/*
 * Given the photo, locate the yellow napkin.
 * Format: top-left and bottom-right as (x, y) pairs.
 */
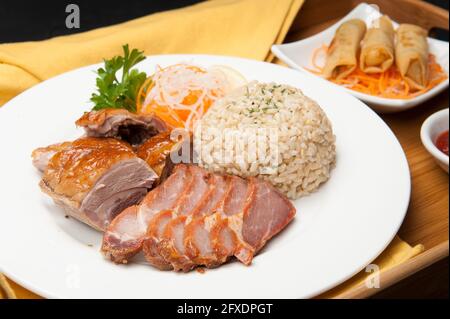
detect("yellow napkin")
(319, 236), (424, 298)
(0, 0), (424, 299)
(0, 0), (303, 106)
(0, 274), (17, 299)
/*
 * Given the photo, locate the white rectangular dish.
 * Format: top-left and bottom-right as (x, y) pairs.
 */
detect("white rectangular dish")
(271, 3), (449, 113)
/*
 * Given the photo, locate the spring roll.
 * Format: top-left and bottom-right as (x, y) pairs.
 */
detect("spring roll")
(360, 16), (395, 73)
(395, 24), (429, 90)
(323, 19), (366, 79)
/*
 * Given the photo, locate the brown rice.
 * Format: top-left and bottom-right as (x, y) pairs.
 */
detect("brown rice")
(194, 81), (336, 199)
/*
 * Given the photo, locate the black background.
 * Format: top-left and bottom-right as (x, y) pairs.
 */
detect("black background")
(0, 1), (446, 43)
(0, 299), (448, 315)
(0, 0), (204, 43)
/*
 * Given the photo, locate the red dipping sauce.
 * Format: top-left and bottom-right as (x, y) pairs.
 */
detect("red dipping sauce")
(435, 130), (449, 156)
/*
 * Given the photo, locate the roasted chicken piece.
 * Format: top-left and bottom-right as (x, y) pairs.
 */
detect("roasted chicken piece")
(32, 142), (72, 172)
(136, 131), (177, 176)
(102, 164), (296, 271)
(75, 109), (168, 147)
(35, 137), (158, 231)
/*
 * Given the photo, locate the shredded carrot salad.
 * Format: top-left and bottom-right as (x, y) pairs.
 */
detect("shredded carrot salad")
(137, 64), (229, 130)
(307, 45), (448, 99)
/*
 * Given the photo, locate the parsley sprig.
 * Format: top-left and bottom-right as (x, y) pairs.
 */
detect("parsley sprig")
(90, 44), (147, 112)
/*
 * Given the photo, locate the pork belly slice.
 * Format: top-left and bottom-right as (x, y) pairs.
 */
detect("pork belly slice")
(210, 215), (239, 262)
(76, 109), (168, 147)
(143, 165), (214, 270)
(142, 210), (175, 270)
(194, 174), (230, 217)
(177, 165), (213, 215)
(176, 176), (295, 269)
(222, 176), (252, 216)
(101, 205), (142, 263)
(101, 165), (192, 263)
(182, 212), (256, 269)
(103, 164), (296, 271)
(215, 176), (256, 264)
(184, 214), (232, 268)
(103, 165), (217, 268)
(188, 177), (296, 268)
(40, 137), (158, 231)
(179, 176), (255, 268)
(147, 175), (252, 270)
(184, 217), (217, 266)
(157, 215), (197, 272)
(150, 174), (230, 270)
(242, 178), (296, 252)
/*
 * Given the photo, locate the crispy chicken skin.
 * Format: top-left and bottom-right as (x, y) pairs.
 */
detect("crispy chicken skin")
(136, 131), (178, 176)
(43, 138), (136, 202)
(31, 142), (72, 172)
(75, 109), (168, 146)
(39, 137), (158, 231)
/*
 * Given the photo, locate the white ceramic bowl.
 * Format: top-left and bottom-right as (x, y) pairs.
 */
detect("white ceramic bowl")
(271, 3), (449, 113)
(421, 108), (449, 173)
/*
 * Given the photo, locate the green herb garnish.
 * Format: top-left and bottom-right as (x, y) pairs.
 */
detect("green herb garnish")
(90, 44), (147, 112)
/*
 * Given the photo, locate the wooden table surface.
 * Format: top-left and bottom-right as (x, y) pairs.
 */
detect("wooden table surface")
(386, 92), (449, 249)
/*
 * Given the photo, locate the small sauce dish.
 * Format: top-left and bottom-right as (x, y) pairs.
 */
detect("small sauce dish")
(420, 108), (449, 173)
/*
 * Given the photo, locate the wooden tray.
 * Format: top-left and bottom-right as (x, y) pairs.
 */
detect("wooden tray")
(283, 0), (449, 298)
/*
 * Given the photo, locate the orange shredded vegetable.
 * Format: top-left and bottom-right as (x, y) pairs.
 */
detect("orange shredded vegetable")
(308, 45), (448, 99)
(136, 64), (226, 131)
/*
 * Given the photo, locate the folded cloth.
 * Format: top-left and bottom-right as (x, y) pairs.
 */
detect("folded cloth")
(0, 0), (304, 106)
(0, 273), (17, 299)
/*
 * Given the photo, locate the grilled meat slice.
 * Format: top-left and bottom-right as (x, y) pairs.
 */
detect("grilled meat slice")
(102, 164), (296, 271)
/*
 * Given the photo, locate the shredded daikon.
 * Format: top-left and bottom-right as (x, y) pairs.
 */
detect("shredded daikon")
(138, 63), (232, 130)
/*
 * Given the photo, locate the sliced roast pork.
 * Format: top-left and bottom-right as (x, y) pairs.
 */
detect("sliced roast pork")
(102, 164), (192, 263)
(37, 137), (158, 231)
(102, 164), (296, 271)
(75, 109), (168, 147)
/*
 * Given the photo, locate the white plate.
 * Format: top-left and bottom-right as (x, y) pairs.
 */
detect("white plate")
(271, 3), (449, 113)
(0, 54), (411, 299)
